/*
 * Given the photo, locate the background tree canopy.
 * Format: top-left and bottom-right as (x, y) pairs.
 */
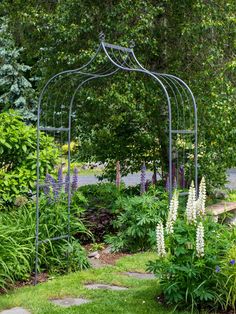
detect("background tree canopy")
(0, 0), (235, 189)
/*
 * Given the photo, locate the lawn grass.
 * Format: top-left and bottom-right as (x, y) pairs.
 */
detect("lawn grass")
(0, 252), (198, 314)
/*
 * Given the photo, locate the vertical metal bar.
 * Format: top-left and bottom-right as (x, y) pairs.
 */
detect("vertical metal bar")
(168, 98), (172, 201)
(194, 102), (198, 196)
(34, 95), (42, 285)
(67, 106), (72, 272)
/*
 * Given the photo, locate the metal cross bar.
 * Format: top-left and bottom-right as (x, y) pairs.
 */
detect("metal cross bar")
(38, 235), (69, 245)
(103, 42), (133, 53)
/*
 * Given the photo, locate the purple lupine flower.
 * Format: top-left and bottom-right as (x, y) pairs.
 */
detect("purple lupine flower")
(57, 166), (64, 191)
(172, 163), (176, 182)
(71, 167), (79, 192)
(116, 161), (121, 188)
(230, 259), (235, 265)
(165, 175), (170, 192)
(173, 176), (177, 189)
(179, 165), (185, 188)
(140, 162), (146, 195)
(215, 265), (220, 273)
(43, 173), (51, 195)
(65, 174), (70, 194)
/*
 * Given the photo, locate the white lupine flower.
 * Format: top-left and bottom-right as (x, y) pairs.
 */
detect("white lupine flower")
(196, 222), (204, 257)
(166, 190), (179, 234)
(186, 181), (197, 224)
(156, 222), (166, 257)
(196, 177), (206, 216)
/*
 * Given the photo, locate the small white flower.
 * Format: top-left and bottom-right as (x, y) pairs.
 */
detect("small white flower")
(156, 222), (166, 257)
(166, 190), (179, 234)
(196, 177), (206, 216)
(186, 181), (197, 224)
(196, 222), (204, 257)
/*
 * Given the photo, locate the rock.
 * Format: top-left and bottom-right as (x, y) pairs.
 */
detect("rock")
(122, 272), (156, 280)
(50, 297), (91, 307)
(0, 308), (31, 314)
(84, 284), (128, 291)
(88, 251), (99, 258)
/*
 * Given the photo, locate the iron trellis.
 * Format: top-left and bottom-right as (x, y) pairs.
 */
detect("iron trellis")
(35, 34), (198, 284)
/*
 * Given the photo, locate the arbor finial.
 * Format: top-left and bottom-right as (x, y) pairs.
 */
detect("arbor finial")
(99, 32), (105, 42)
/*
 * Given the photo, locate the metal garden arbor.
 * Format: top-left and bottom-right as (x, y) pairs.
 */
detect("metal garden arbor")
(35, 34), (198, 283)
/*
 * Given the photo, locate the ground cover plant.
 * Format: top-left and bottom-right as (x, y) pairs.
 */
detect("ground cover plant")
(0, 252), (194, 314)
(148, 179), (236, 312)
(105, 187), (169, 252)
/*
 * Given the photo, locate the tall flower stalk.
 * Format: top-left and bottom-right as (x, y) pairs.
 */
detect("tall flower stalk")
(166, 190), (179, 234)
(156, 222), (166, 257)
(71, 167), (79, 192)
(140, 162), (146, 195)
(57, 166), (64, 191)
(196, 222), (204, 257)
(186, 181), (197, 224)
(196, 177), (206, 216)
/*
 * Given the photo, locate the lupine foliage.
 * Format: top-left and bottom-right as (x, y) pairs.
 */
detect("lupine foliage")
(148, 182), (236, 312)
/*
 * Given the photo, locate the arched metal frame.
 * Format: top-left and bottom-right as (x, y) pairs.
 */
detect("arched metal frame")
(35, 34), (198, 284)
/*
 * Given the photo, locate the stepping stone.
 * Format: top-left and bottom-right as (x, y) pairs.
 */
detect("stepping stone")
(122, 272), (156, 279)
(0, 308), (31, 314)
(50, 297), (91, 308)
(85, 284), (128, 291)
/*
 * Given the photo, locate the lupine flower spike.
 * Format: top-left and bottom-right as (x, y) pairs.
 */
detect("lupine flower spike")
(165, 175), (170, 192)
(186, 181), (197, 224)
(71, 167), (79, 192)
(196, 222), (204, 257)
(57, 166), (64, 191)
(196, 177), (206, 216)
(140, 162), (146, 195)
(65, 174), (70, 194)
(116, 161), (121, 188)
(166, 190), (179, 234)
(156, 222), (166, 257)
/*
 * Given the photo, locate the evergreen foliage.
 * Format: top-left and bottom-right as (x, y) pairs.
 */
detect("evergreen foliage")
(0, 18), (37, 122)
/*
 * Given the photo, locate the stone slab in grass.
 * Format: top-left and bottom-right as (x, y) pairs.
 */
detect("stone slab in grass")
(0, 308), (31, 314)
(123, 272), (156, 279)
(85, 284), (128, 291)
(50, 297), (91, 308)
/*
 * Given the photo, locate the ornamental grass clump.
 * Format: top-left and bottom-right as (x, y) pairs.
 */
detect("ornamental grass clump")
(148, 179), (236, 312)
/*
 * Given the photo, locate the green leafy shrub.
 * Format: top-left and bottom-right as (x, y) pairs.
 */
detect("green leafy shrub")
(105, 188), (169, 252)
(78, 183), (123, 242)
(147, 182), (236, 312)
(0, 190), (90, 290)
(0, 110), (59, 208)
